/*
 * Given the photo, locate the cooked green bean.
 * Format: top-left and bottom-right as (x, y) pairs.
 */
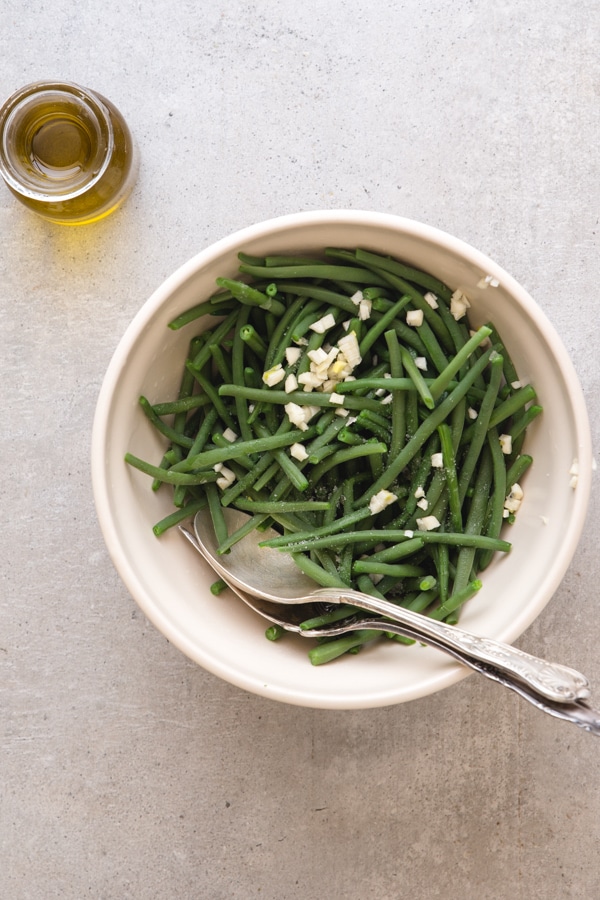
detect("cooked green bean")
(126, 246), (539, 665)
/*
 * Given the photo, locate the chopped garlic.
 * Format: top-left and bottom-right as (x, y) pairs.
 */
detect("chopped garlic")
(414, 486), (425, 499)
(368, 489), (398, 515)
(290, 442), (308, 461)
(417, 497), (429, 511)
(358, 298), (372, 320)
(285, 373), (298, 393)
(416, 515), (441, 532)
(337, 332), (362, 368)
(284, 402), (310, 431)
(329, 392), (345, 405)
(499, 433), (512, 455)
(380, 393), (393, 405)
(415, 357), (428, 371)
(510, 380), (522, 390)
(222, 428), (238, 443)
(298, 371), (321, 391)
(404, 530), (414, 538)
(262, 364), (285, 387)
(468, 407), (478, 420)
(310, 313), (336, 334)
(308, 347), (329, 366)
(510, 483), (524, 501)
(285, 346), (302, 366)
(406, 309), (424, 327)
(350, 290), (364, 306)
(477, 274), (500, 289)
(214, 463), (236, 490)
(424, 291), (439, 309)
(431, 452), (444, 468)
(335, 407), (350, 417)
(450, 289), (471, 321)
(504, 483), (523, 514)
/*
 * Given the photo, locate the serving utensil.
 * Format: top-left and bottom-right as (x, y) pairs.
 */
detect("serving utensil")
(179, 524), (600, 733)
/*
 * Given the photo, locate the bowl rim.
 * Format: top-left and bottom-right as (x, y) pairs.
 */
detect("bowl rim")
(91, 209), (593, 707)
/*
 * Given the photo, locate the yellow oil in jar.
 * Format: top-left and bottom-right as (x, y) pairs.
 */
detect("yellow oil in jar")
(0, 82), (137, 225)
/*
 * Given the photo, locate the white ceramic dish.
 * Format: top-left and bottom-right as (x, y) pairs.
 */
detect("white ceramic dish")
(91, 210), (592, 709)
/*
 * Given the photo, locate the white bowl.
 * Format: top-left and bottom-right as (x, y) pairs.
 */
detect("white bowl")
(91, 211), (592, 709)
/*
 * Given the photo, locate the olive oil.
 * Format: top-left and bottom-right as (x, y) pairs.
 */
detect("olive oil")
(0, 81), (137, 225)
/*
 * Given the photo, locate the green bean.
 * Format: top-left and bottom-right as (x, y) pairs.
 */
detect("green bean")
(239, 262), (389, 286)
(308, 630), (382, 666)
(151, 446), (181, 492)
(359, 296), (411, 357)
(168, 299), (231, 330)
(138, 396), (195, 449)
(505, 454), (533, 490)
(487, 384), (537, 430)
(239, 323), (268, 358)
(478, 427), (508, 570)
(457, 354), (503, 505)
(399, 346), (435, 410)
(151, 497), (209, 536)
(438, 423), (462, 532)
(151, 395), (211, 416)
(215, 277), (286, 315)
(125, 453), (219, 486)
(170, 426), (319, 473)
(384, 329), (406, 460)
(205, 482), (229, 548)
(429, 326), (492, 401)
(454, 447), (493, 594)
(353, 247), (453, 302)
(235, 499), (332, 513)
(265, 624), (286, 641)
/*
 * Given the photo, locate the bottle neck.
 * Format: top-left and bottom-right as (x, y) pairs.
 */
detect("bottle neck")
(0, 82), (114, 201)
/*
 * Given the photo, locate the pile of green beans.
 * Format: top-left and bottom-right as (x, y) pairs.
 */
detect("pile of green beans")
(125, 247), (541, 665)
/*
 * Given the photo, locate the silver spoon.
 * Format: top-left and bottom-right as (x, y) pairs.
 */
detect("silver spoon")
(191, 506), (593, 706)
(179, 523), (600, 734)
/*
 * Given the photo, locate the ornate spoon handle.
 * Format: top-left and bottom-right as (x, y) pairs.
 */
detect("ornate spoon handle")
(306, 618), (600, 736)
(314, 588), (591, 705)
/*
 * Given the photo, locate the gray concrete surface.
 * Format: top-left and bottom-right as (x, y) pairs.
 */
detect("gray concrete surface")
(1, 2), (599, 898)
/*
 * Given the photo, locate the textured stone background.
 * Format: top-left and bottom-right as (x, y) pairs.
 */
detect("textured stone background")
(1, 2), (599, 898)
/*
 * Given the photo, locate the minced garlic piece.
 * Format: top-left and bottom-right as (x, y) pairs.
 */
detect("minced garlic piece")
(214, 463), (236, 490)
(310, 313), (336, 334)
(285, 346), (302, 366)
(406, 309), (424, 327)
(290, 442), (309, 461)
(285, 373), (298, 393)
(416, 515), (441, 531)
(450, 289), (471, 321)
(504, 483), (523, 514)
(262, 364), (285, 387)
(368, 489), (398, 515)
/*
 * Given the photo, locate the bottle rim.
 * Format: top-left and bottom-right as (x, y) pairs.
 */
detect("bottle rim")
(0, 80), (115, 201)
